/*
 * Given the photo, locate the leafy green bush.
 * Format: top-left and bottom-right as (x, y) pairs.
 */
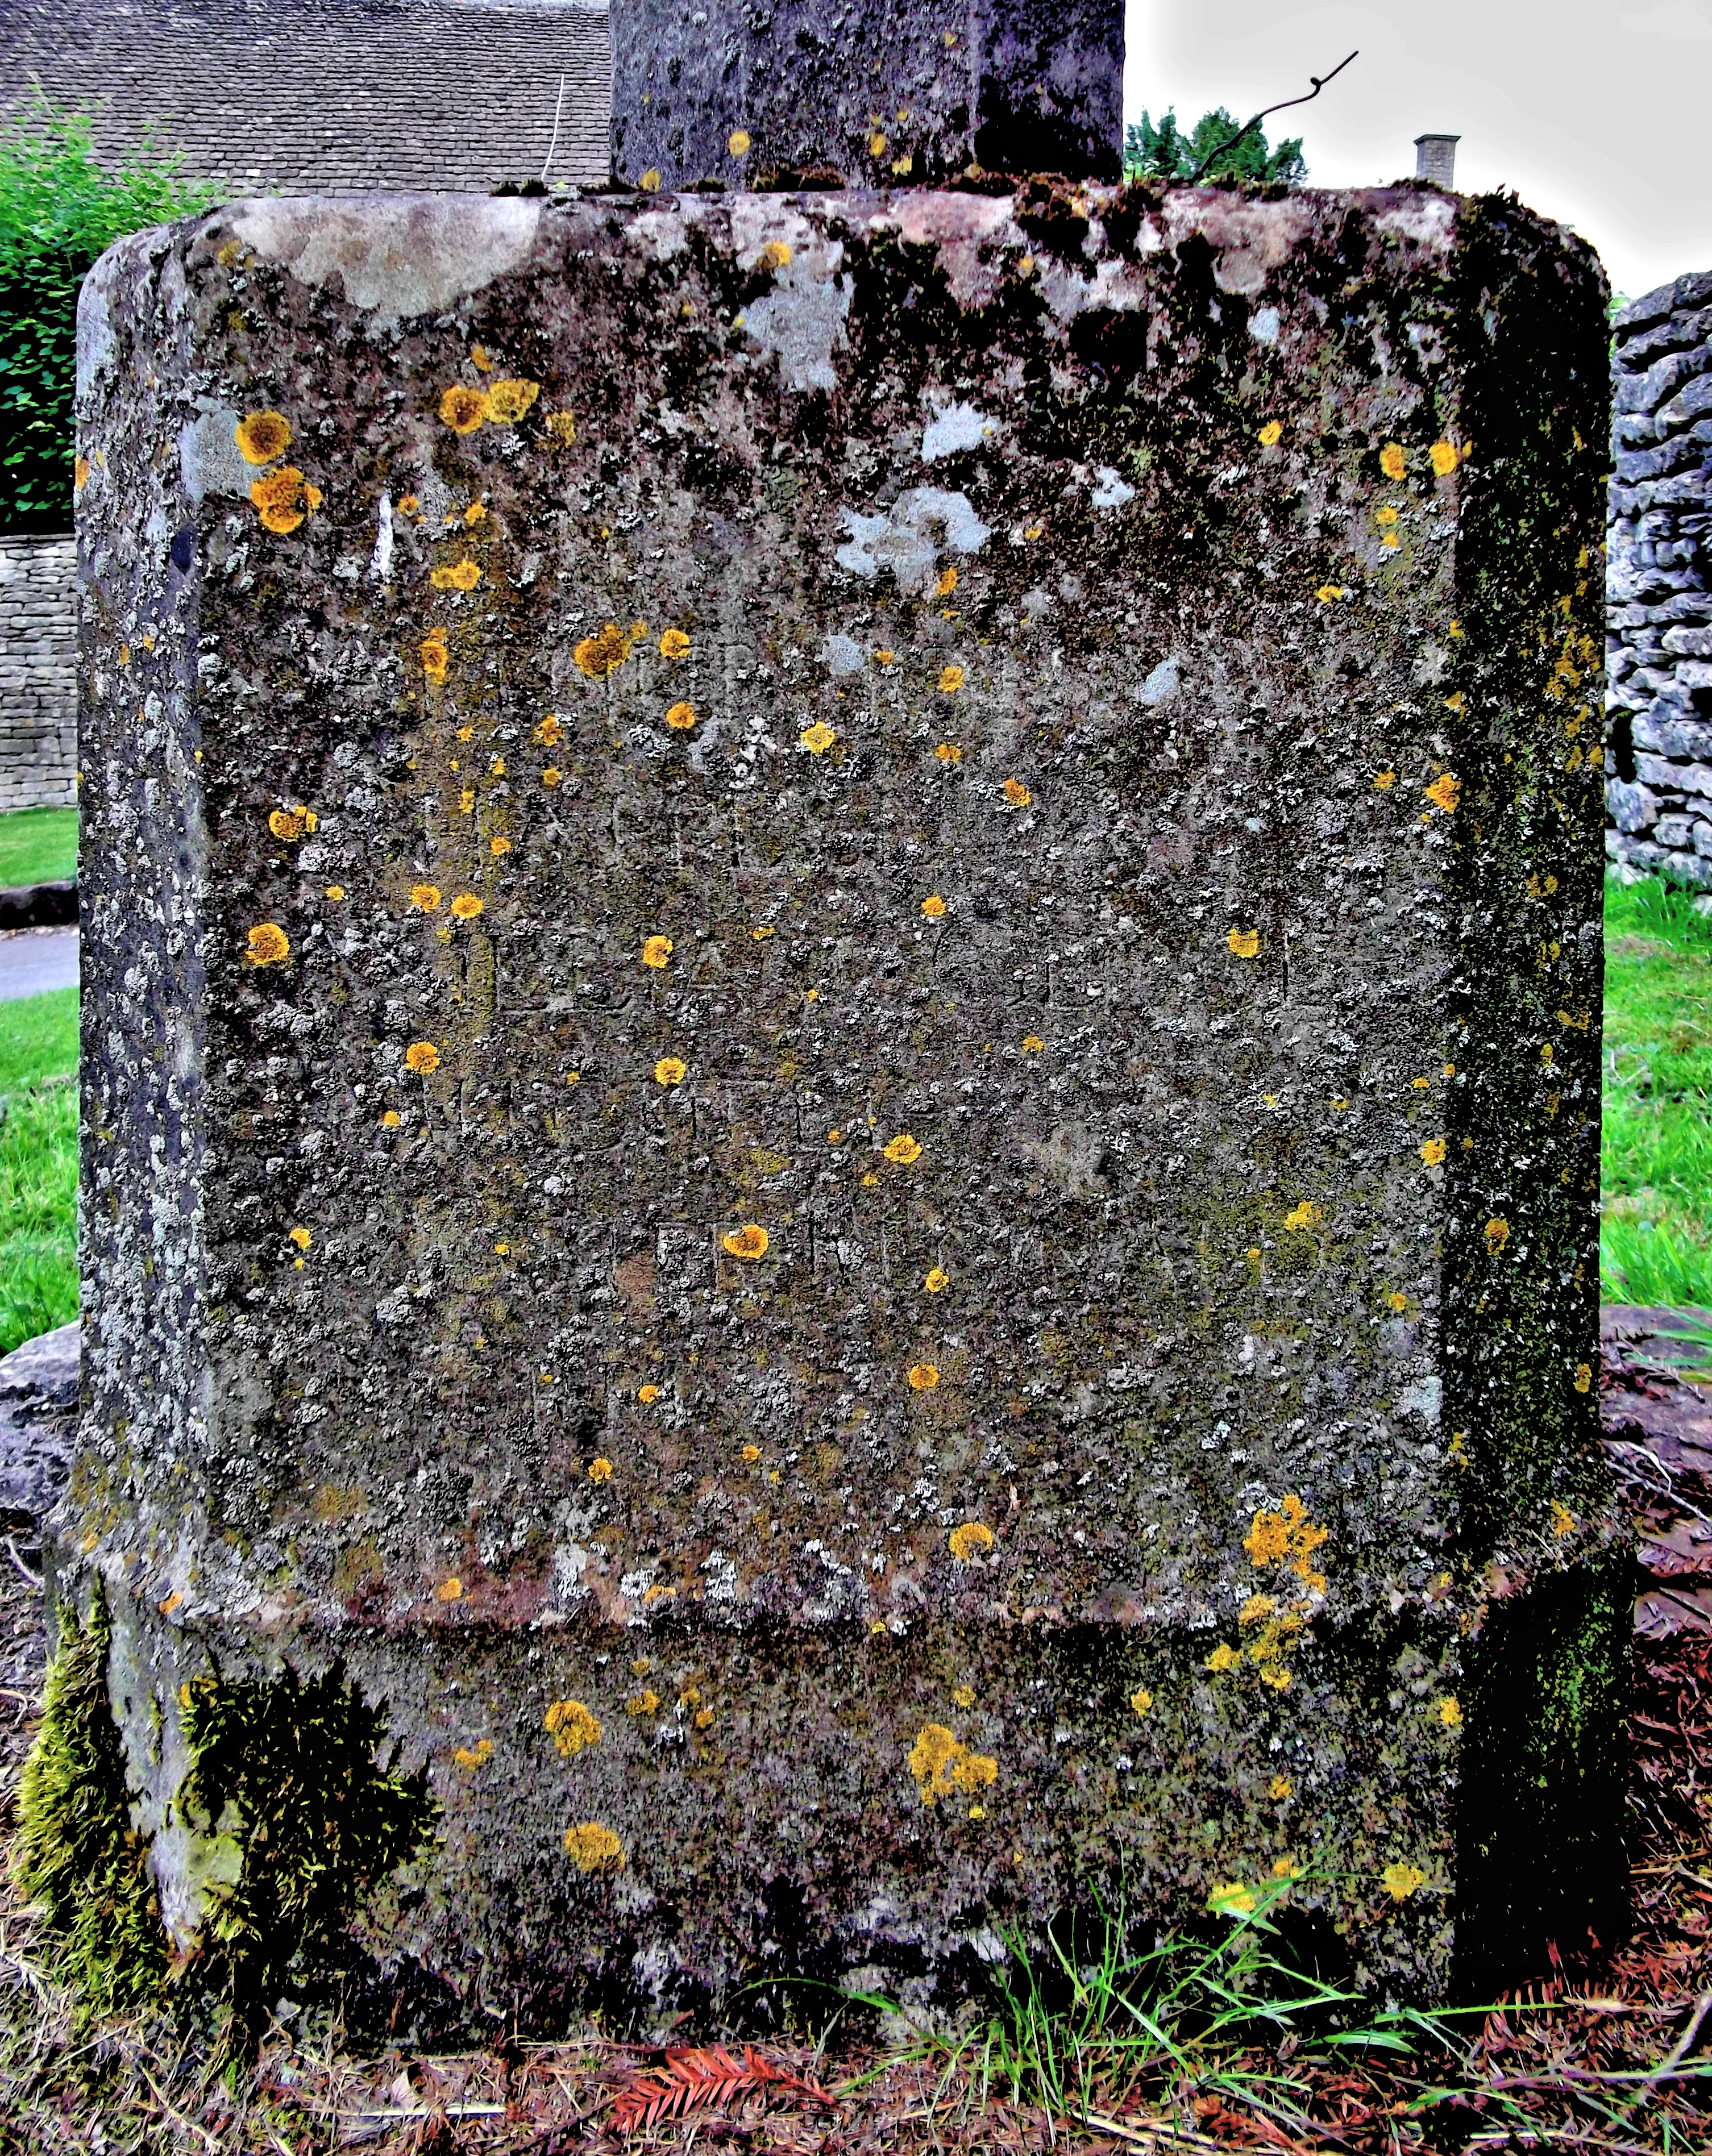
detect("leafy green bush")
(1125, 109), (1307, 187)
(0, 101), (219, 532)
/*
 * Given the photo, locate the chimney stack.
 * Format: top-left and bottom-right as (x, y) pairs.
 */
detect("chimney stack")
(1414, 132), (1460, 189)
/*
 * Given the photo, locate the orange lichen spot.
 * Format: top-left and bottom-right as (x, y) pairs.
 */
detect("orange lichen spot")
(157, 1590), (182, 1617)
(664, 700), (697, 732)
(381, 1109), (401, 1130)
(431, 559), (482, 591)
(908, 1364), (942, 1393)
(626, 1689), (660, 1716)
(1430, 440), (1460, 477)
(464, 501), (488, 526)
(1314, 584), (1345, 603)
(1257, 419), (1283, 448)
(436, 1577), (463, 1603)
(588, 1457), (614, 1483)
(1374, 503), (1399, 527)
(1227, 926), (1260, 959)
(1412, 1076), (1432, 1091)
(884, 1133), (923, 1166)
(1018, 1037), (1045, 1058)
(934, 741), (962, 764)
(562, 1822), (625, 1874)
(543, 410), (577, 446)
(421, 630), (449, 682)
(247, 922), (290, 967)
(869, 130), (888, 158)
(1002, 777), (1032, 808)
(642, 935), (674, 969)
(1484, 1217), (1510, 1256)
(925, 1266), (949, 1294)
(741, 1443), (762, 1464)
(1379, 443), (1407, 480)
(799, 721), (837, 754)
(444, 893), (483, 922)
(694, 1705), (715, 1730)
(1269, 1774), (1293, 1800)
(1551, 1500), (1577, 1538)
(489, 836), (513, 860)
(938, 664), (966, 694)
(728, 128), (751, 156)
(649, 626), (692, 664)
(452, 1738), (493, 1768)
(575, 622), (634, 678)
(723, 1223), (770, 1259)
(439, 385), (490, 432)
(1239, 1594), (1277, 1629)
(1573, 1362), (1593, 1395)
(268, 805), (315, 841)
(1382, 1861), (1426, 1902)
(485, 377), (541, 424)
(470, 345), (494, 372)
(1206, 1643), (1240, 1673)
(908, 1723), (997, 1804)
(287, 1226), (312, 1252)
(948, 1521), (992, 1560)
(250, 466), (319, 533)
(750, 925), (775, 942)
(637, 1385), (660, 1407)
(235, 410), (292, 465)
(655, 1055), (688, 1086)
(1443, 690), (1466, 715)
(409, 883), (442, 913)
(1283, 1201), (1322, 1233)
(759, 240), (792, 271)
(405, 1041), (441, 1075)
(1373, 769), (1396, 790)
(874, 647), (897, 665)
(935, 565), (959, 599)
(921, 893), (947, 918)
(1244, 1496), (1329, 1588)
(397, 493), (421, 518)
(1421, 1137), (1447, 1166)
(1425, 772), (1461, 814)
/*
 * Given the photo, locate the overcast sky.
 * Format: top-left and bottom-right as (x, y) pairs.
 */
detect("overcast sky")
(1124, 0), (1712, 305)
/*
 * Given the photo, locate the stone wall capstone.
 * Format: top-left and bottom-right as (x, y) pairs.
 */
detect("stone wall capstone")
(1606, 269), (1712, 885)
(0, 534), (77, 812)
(68, 180), (1621, 2018)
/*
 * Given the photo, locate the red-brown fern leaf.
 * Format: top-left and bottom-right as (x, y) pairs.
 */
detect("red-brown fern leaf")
(610, 2044), (834, 2134)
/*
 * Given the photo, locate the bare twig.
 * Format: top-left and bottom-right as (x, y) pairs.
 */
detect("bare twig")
(1187, 52), (1359, 185)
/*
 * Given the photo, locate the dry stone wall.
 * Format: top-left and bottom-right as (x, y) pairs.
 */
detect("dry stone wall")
(0, 535), (77, 812)
(1606, 270), (1712, 885)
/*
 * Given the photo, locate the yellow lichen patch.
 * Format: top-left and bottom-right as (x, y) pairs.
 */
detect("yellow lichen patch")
(1206, 1643), (1240, 1673)
(430, 559), (482, 591)
(543, 410), (577, 446)
(563, 1822), (626, 1874)
(1239, 1594), (1277, 1629)
(1421, 1138), (1447, 1166)
(421, 630), (449, 682)
(1269, 1774), (1293, 1800)
(574, 622), (635, 678)
(908, 1723), (997, 1805)
(1208, 1881), (1257, 1916)
(235, 410), (292, 465)
(439, 385), (489, 432)
(1021, 1035), (1045, 1053)
(1389, 1292), (1408, 1312)
(545, 1699), (601, 1758)
(1425, 772), (1461, 814)
(381, 1109), (401, 1130)
(436, 1577), (463, 1602)
(247, 922), (290, 967)
(250, 467), (319, 533)
(268, 806), (315, 841)
(1130, 1686), (1153, 1718)
(654, 1055), (688, 1086)
(484, 377), (541, 424)
(938, 664), (966, 694)
(759, 239), (792, 271)
(799, 721), (837, 753)
(1373, 769), (1396, 790)
(452, 1738), (493, 1768)
(1227, 927), (1260, 959)
(409, 883), (442, 913)
(1382, 1862), (1426, 1901)
(925, 1266), (949, 1294)
(741, 1443), (761, 1463)
(637, 1385), (660, 1406)
(464, 502), (488, 526)
(588, 1456), (613, 1483)
(405, 1040), (440, 1075)
(659, 627), (691, 660)
(1314, 584), (1345, 603)
(664, 700), (697, 732)
(450, 893), (483, 919)
(948, 1521), (992, 1560)
(869, 131), (888, 157)
(908, 1364), (942, 1392)
(325, 885), (346, 901)
(1379, 443), (1407, 480)
(729, 128), (751, 156)
(1551, 1500), (1578, 1538)
(642, 935), (674, 969)
(1002, 777), (1032, 808)
(1244, 1494), (1328, 1587)
(921, 893), (948, 919)
(288, 1226), (312, 1252)
(626, 1690), (660, 1716)
(1257, 420), (1282, 448)
(1283, 1201), (1322, 1233)
(1271, 1857), (1302, 1880)
(875, 647), (896, 665)
(1374, 503), (1399, 527)
(723, 1223), (770, 1259)
(1484, 1217), (1511, 1255)
(74, 454), (91, 490)
(884, 1134), (923, 1166)
(1439, 1696), (1462, 1729)
(694, 1705), (715, 1730)
(935, 565), (959, 599)
(934, 740), (962, 764)
(1430, 440), (1460, 477)
(490, 835), (512, 857)
(1574, 1362), (1592, 1394)
(471, 345), (493, 372)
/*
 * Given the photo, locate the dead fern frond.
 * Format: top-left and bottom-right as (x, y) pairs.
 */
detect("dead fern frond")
(610, 2043), (834, 2134)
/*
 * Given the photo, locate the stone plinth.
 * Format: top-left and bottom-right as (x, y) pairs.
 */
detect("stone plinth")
(66, 182), (1618, 2027)
(609, 0), (1123, 191)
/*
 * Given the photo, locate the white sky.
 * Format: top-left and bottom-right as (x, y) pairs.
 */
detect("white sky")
(1124, 0), (1712, 305)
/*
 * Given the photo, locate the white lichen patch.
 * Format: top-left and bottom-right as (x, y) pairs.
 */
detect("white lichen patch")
(834, 488), (992, 593)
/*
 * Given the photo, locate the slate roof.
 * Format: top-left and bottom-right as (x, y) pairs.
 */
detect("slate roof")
(0, 0), (611, 193)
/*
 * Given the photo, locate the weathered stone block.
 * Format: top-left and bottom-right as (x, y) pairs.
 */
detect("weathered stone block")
(69, 182), (1618, 2026)
(609, 0), (1123, 191)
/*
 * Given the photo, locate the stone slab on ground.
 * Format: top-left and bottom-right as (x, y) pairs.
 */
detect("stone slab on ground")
(0, 1321), (76, 1530)
(67, 181), (1614, 2023)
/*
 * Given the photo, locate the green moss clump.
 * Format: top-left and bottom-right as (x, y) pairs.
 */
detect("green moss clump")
(11, 1588), (167, 2016)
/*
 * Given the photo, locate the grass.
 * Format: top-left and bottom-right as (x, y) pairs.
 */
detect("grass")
(0, 985), (76, 1354)
(0, 804), (76, 887)
(1601, 871), (1712, 1308)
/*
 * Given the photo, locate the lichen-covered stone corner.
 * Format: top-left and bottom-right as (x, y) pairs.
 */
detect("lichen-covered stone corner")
(68, 180), (1615, 2027)
(609, 0), (1125, 193)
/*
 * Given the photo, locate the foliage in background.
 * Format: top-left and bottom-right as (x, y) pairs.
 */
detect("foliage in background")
(0, 101), (219, 532)
(1602, 872), (1712, 1310)
(0, 804), (77, 885)
(1124, 109), (1306, 188)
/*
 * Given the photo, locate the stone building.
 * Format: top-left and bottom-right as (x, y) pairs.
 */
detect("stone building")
(0, 0), (612, 813)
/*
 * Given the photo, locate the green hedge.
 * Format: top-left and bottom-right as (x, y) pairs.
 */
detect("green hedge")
(0, 102), (219, 532)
